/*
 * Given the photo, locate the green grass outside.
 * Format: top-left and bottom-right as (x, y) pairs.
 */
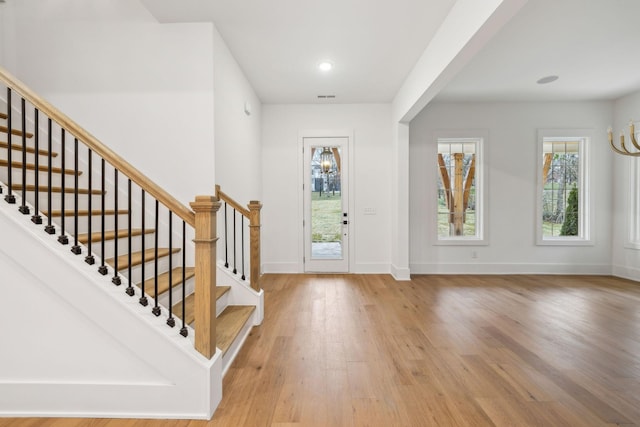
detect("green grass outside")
(436, 187), (571, 238)
(437, 211), (476, 237)
(437, 192), (476, 237)
(311, 192), (342, 242)
(543, 221), (562, 237)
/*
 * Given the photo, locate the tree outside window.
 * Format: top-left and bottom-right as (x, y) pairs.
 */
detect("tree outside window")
(537, 132), (590, 245)
(437, 138), (481, 240)
(541, 141), (579, 237)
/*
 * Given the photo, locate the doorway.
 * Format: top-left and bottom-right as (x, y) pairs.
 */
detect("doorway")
(303, 136), (349, 272)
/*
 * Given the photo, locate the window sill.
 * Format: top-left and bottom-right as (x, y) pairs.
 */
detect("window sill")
(536, 237), (593, 247)
(435, 238), (488, 246)
(624, 242), (640, 250)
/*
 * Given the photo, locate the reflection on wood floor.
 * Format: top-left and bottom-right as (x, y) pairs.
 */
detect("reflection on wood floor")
(4, 274), (640, 426)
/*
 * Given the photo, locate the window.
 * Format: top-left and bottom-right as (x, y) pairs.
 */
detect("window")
(627, 157), (640, 248)
(436, 136), (486, 243)
(537, 130), (590, 245)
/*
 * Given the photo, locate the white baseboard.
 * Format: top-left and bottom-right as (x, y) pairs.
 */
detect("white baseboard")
(409, 262), (611, 275)
(390, 264), (411, 281)
(264, 262), (394, 275)
(262, 262), (301, 274)
(352, 263), (390, 274)
(612, 265), (640, 282)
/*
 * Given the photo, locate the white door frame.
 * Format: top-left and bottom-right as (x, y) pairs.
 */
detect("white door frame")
(298, 129), (354, 273)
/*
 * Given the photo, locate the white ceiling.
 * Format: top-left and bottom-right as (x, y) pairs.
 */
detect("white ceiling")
(140, 0), (457, 104)
(141, 0), (640, 106)
(435, 0), (640, 103)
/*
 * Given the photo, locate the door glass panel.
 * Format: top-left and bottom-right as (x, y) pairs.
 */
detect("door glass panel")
(310, 146), (342, 259)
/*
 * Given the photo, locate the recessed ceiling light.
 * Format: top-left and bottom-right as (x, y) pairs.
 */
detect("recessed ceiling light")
(537, 75), (559, 84)
(318, 61), (334, 72)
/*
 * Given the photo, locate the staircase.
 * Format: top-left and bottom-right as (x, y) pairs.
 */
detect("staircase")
(0, 68), (263, 419)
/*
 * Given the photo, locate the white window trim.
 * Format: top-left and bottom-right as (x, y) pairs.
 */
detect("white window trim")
(626, 154), (640, 249)
(536, 129), (593, 246)
(434, 130), (489, 246)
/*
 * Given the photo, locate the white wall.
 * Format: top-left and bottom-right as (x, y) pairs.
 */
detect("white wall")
(409, 101), (614, 274)
(0, 3), (224, 417)
(3, 0), (215, 207)
(388, 0), (527, 280)
(213, 27), (262, 204)
(0, 3), (5, 68)
(611, 89), (640, 280)
(261, 104), (392, 273)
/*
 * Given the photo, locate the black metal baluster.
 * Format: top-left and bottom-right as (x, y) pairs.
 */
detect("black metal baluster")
(139, 190), (148, 306)
(85, 149), (95, 265)
(224, 202), (229, 268)
(5, 88), (15, 204)
(126, 179), (134, 296)
(18, 98), (29, 214)
(167, 211), (175, 327)
(180, 220), (187, 337)
(98, 158), (108, 275)
(31, 108), (42, 224)
(71, 138), (81, 255)
(0, 95), (3, 195)
(112, 169), (121, 285)
(233, 208), (237, 274)
(57, 129), (68, 245)
(152, 200), (161, 317)
(241, 216), (246, 280)
(44, 118), (55, 234)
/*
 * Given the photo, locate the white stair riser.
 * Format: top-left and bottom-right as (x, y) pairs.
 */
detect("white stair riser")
(81, 235), (152, 260)
(109, 255), (176, 286)
(0, 165), (91, 188)
(3, 191), (101, 211)
(51, 214), (126, 235)
(215, 290), (230, 317)
(154, 277), (196, 310)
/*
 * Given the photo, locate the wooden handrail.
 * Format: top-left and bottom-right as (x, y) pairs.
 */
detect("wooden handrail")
(215, 185), (262, 292)
(215, 185), (250, 217)
(0, 67), (195, 227)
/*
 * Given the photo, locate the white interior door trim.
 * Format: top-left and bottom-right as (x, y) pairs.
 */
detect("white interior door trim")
(298, 129), (355, 273)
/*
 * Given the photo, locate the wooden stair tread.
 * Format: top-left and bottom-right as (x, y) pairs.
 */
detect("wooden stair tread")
(10, 184), (103, 195)
(137, 267), (195, 298)
(0, 125), (34, 138)
(0, 159), (80, 175)
(77, 228), (154, 244)
(216, 305), (255, 356)
(0, 141), (58, 157)
(172, 286), (231, 326)
(44, 209), (129, 217)
(0, 112), (7, 120)
(106, 247), (179, 270)
(217, 285), (231, 299)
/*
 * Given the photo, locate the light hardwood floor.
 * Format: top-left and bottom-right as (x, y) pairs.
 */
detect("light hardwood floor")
(3, 274), (640, 426)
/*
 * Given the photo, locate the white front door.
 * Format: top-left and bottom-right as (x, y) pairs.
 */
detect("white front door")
(303, 137), (349, 272)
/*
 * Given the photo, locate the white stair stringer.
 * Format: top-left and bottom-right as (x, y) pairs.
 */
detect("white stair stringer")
(0, 199), (223, 420)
